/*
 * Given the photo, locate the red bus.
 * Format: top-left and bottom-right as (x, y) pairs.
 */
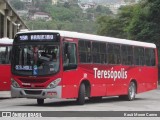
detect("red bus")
(11, 30), (158, 105)
(0, 38), (13, 93)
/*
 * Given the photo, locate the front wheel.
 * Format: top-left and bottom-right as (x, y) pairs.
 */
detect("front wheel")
(37, 99), (44, 105)
(76, 83), (85, 105)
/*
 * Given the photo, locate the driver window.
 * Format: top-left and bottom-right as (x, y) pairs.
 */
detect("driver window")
(63, 42), (77, 71)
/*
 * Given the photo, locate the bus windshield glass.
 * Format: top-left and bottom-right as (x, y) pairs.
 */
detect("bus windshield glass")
(12, 32), (59, 76)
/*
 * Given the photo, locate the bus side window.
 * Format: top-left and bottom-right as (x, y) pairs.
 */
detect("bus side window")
(145, 48), (156, 66)
(79, 40), (91, 63)
(0, 46), (7, 64)
(8, 46), (12, 64)
(63, 42), (77, 71)
(134, 47), (145, 66)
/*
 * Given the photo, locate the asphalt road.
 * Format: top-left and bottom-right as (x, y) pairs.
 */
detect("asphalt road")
(0, 87), (160, 120)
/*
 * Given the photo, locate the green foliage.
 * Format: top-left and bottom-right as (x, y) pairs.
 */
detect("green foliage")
(96, 0), (160, 44)
(26, 20), (58, 30)
(126, 0), (160, 45)
(87, 5), (112, 18)
(10, 0), (25, 10)
(45, 5), (77, 22)
(96, 5), (135, 38)
(96, 0), (160, 61)
(24, 2), (108, 34)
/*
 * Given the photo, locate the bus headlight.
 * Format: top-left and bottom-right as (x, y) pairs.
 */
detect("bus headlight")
(11, 78), (20, 88)
(47, 78), (61, 89)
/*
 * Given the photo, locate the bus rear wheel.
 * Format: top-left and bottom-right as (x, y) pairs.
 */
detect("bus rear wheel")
(128, 81), (136, 101)
(119, 81), (136, 101)
(37, 99), (44, 105)
(76, 83), (85, 105)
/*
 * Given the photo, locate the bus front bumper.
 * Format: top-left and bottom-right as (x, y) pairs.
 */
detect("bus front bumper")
(11, 85), (62, 99)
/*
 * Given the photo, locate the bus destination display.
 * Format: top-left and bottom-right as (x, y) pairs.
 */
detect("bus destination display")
(18, 34), (57, 41)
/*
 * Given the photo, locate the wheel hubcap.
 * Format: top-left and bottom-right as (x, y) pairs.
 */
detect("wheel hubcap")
(129, 83), (135, 99)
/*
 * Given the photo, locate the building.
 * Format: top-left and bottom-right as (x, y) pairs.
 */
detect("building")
(20, 0), (32, 8)
(31, 12), (52, 21)
(52, 0), (58, 5)
(17, 10), (29, 17)
(0, 0), (28, 38)
(78, 2), (96, 10)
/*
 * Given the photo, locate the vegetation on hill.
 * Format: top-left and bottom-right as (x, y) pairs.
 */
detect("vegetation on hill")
(10, 0), (112, 34)
(96, 0), (160, 60)
(96, 0), (160, 45)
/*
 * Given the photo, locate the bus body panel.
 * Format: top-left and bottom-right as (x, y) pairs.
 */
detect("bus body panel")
(11, 85), (62, 99)
(11, 30), (158, 101)
(0, 65), (11, 91)
(61, 65), (157, 98)
(62, 70), (79, 98)
(137, 66), (158, 93)
(0, 38), (13, 92)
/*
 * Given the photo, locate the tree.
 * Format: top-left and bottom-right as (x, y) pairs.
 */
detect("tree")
(96, 0), (160, 60)
(127, 0), (160, 45)
(10, 0), (25, 10)
(96, 16), (126, 38)
(26, 20), (57, 30)
(96, 5), (135, 38)
(64, 2), (70, 8)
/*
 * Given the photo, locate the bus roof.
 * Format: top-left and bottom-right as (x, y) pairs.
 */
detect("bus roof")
(17, 30), (156, 48)
(0, 38), (13, 44)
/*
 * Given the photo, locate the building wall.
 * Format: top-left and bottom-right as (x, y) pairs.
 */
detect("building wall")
(0, 0), (28, 39)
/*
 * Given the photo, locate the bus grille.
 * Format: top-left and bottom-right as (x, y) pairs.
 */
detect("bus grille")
(24, 90), (42, 95)
(19, 78), (48, 83)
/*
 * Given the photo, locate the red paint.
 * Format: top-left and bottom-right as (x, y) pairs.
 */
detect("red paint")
(11, 34), (158, 99)
(0, 65), (11, 91)
(0, 43), (12, 91)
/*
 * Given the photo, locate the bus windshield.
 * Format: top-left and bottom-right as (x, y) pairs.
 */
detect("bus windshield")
(12, 44), (59, 76)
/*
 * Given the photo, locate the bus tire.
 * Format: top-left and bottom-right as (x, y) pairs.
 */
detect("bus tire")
(37, 99), (44, 105)
(127, 81), (136, 101)
(76, 83), (85, 105)
(119, 82), (136, 101)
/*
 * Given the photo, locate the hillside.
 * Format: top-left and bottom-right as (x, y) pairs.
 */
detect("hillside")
(9, 0), (113, 34)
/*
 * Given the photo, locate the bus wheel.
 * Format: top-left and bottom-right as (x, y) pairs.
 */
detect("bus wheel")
(37, 99), (44, 105)
(127, 82), (136, 101)
(119, 82), (136, 101)
(76, 83), (85, 105)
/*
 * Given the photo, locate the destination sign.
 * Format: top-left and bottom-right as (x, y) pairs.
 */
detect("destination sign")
(17, 33), (59, 42)
(31, 35), (54, 40)
(19, 35), (28, 41)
